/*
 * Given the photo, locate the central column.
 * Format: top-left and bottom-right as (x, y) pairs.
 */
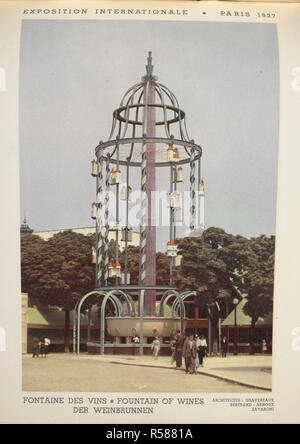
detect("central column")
(145, 79), (156, 316)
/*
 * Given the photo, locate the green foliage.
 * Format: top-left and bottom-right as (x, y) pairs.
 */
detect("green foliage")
(21, 227), (275, 335)
(243, 235), (275, 323)
(175, 227), (275, 326)
(176, 228), (240, 308)
(156, 252), (171, 285)
(119, 247), (171, 286)
(21, 230), (95, 310)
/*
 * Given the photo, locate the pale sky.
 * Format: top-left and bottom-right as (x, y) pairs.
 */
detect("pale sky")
(20, 19), (279, 242)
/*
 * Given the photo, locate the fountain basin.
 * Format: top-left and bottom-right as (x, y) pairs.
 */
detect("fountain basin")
(106, 316), (186, 338)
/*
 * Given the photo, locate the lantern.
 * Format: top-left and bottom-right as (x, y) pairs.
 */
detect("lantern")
(167, 191), (180, 208)
(108, 262), (121, 278)
(167, 146), (180, 162)
(121, 273), (131, 285)
(175, 166), (183, 182)
(121, 185), (132, 201)
(91, 202), (97, 219)
(121, 227), (133, 242)
(167, 240), (178, 257)
(110, 167), (121, 185)
(199, 179), (205, 195)
(91, 159), (98, 177)
(91, 247), (96, 264)
(175, 208), (183, 223)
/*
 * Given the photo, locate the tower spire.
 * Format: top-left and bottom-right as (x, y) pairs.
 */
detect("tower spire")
(20, 213), (33, 236)
(143, 51), (157, 81)
(146, 51), (153, 78)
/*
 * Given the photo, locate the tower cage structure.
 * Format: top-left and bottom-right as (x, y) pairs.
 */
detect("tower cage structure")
(74, 52), (203, 355)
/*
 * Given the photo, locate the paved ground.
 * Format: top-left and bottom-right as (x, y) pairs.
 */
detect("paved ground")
(197, 355), (271, 390)
(23, 354), (271, 393)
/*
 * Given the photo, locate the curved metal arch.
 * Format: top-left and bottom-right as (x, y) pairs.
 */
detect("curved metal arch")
(167, 290), (186, 332)
(158, 290), (186, 333)
(120, 82), (144, 107)
(158, 289), (179, 317)
(120, 83), (145, 140)
(158, 84), (177, 109)
(73, 299), (80, 353)
(162, 85), (186, 138)
(159, 83), (189, 143)
(107, 140), (119, 161)
(183, 117), (192, 145)
(77, 291), (121, 354)
(173, 290), (197, 310)
(107, 114), (117, 142)
(98, 55), (202, 168)
(172, 291), (197, 317)
(159, 84), (193, 160)
(100, 289), (127, 354)
(75, 290), (122, 354)
(107, 82), (144, 141)
(155, 84), (177, 126)
(127, 87), (144, 162)
(160, 84), (190, 155)
(107, 289), (136, 316)
(155, 82), (171, 138)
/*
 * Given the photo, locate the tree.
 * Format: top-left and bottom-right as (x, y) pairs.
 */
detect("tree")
(21, 231), (95, 352)
(176, 228), (240, 344)
(156, 252), (171, 285)
(21, 234), (49, 305)
(176, 228), (275, 353)
(243, 236), (275, 354)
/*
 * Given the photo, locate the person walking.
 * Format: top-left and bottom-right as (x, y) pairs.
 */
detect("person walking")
(194, 335), (200, 371)
(40, 338), (46, 357)
(182, 334), (197, 374)
(262, 339), (268, 354)
(32, 337), (41, 358)
(196, 335), (207, 367)
(221, 336), (228, 358)
(174, 330), (185, 369)
(151, 337), (161, 360)
(42, 337), (51, 357)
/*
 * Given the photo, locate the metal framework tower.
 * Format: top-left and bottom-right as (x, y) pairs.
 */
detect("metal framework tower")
(75, 53), (204, 354)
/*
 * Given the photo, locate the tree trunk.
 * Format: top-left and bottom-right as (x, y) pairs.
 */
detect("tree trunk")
(249, 319), (256, 355)
(212, 317), (219, 356)
(64, 309), (70, 353)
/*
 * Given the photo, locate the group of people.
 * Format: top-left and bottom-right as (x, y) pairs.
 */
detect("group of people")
(32, 337), (51, 358)
(171, 331), (208, 374)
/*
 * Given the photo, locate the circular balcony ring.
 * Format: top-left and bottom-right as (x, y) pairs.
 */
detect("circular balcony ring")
(95, 137), (202, 167)
(113, 104), (185, 126)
